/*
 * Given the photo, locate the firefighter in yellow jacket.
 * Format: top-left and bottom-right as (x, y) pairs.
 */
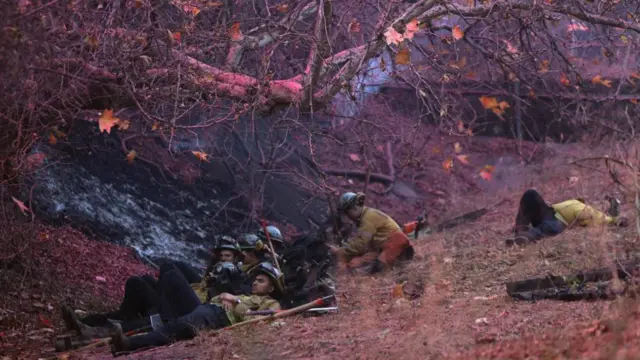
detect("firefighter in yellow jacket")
(109, 262), (283, 352)
(507, 189), (629, 246)
(329, 192), (415, 273)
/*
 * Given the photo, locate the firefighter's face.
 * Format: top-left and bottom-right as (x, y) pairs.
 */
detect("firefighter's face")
(219, 249), (236, 263)
(345, 206), (362, 221)
(242, 251), (258, 264)
(252, 274), (275, 295)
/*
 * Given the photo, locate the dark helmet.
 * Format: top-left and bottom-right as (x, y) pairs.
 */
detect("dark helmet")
(214, 235), (242, 255)
(248, 261), (285, 294)
(338, 191), (366, 211)
(256, 225), (284, 244)
(238, 233), (266, 252)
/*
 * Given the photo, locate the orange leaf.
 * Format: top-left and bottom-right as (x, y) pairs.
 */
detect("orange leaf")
(528, 88), (536, 99)
(126, 150), (137, 164)
(592, 75), (612, 88)
(454, 142), (462, 153)
(432, 146), (441, 154)
(384, 26), (403, 46)
(171, 31), (182, 43)
(348, 19), (361, 33)
(404, 19), (419, 40)
(348, 153), (361, 162)
(192, 151), (209, 162)
(99, 109), (119, 134)
(539, 60), (550, 73)
(48, 133), (57, 145)
(391, 283), (404, 298)
(479, 165), (495, 181)
(276, 3), (289, 13)
(560, 73), (570, 86)
(11, 196), (31, 215)
(631, 72), (640, 80)
(395, 46), (410, 65)
(631, 99), (638, 105)
(479, 96), (498, 110)
(452, 25), (464, 41)
(135, 0), (143, 8)
(229, 23), (244, 42)
(456, 154), (469, 164)
(443, 158), (453, 172)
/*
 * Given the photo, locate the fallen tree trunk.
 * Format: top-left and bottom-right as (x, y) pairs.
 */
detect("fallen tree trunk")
(506, 259), (640, 301)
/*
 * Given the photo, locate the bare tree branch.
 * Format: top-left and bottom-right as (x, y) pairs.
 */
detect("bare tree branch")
(301, 0), (332, 110)
(225, 1), (320, 69)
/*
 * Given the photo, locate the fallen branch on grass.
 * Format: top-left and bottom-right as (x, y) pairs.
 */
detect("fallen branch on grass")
(506, 259), (640, 301)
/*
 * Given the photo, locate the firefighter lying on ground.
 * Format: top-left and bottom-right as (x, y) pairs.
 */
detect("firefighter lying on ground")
(328, 192), (415, 274)
(109, 262), (283, 353)
(57, 237), (247, 348)
(506, 189), (629, 246)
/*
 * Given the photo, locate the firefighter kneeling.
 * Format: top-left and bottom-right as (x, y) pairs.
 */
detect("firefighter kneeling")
(329, 192), (415, 274)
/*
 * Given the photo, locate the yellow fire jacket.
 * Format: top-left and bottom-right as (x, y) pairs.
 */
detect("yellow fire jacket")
(341, 207), (401, 257)
(209, 294), (281, 324)
(552, 199), (616, 227)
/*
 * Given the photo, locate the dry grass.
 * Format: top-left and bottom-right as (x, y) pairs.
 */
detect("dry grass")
(88, 139), (640, 360)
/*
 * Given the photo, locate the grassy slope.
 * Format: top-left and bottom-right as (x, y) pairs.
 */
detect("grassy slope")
(85, 138), (640, 360)
(7, 135), (639, 359)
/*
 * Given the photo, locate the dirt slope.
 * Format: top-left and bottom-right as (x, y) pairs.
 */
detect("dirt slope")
(5, 136), (640, 360)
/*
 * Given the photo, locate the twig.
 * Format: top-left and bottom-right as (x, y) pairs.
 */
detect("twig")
(322, 168), (394, 184)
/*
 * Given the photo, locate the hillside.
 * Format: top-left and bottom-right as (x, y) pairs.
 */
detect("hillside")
(3, 135), (640, 360)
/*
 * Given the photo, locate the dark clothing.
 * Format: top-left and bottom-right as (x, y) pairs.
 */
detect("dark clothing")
(80, 275), (160, 327)
(514, 189), (566, 242)
(160, 260), (202, 284)
(79, 263), (201, 331)
(126, 304), (230, 350)
(156, 264), (202, 319)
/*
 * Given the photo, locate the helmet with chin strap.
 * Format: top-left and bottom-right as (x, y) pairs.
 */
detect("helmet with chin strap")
(248, 261), (285, 294)
(338, 192), (366, 211)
